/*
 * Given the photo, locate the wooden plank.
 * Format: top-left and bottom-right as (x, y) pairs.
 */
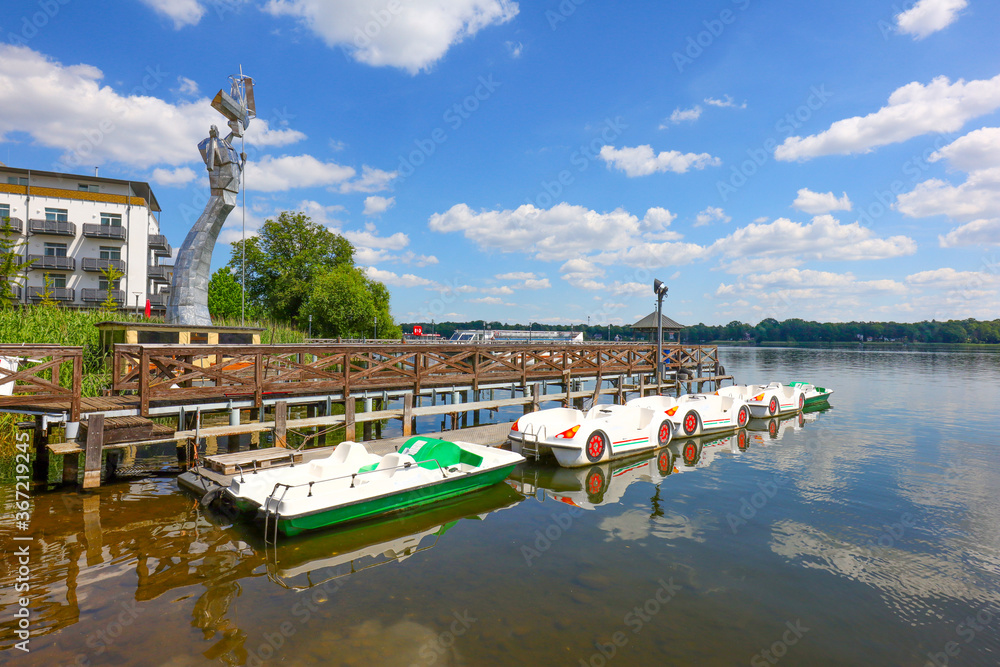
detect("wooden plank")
(274, 400), (287, 448)
(203, 447), (304, 475)
(402, 392), (413, 437)
(82, 413), (103, 489)
(344, 396), (355, 441)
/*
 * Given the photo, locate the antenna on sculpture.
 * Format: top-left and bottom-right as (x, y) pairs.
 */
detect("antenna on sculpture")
(239, 65), (247, 326)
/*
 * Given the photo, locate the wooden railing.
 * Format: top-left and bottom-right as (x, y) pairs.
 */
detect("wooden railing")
(0, 345), (82, 420)
(111, 343), (720, 416)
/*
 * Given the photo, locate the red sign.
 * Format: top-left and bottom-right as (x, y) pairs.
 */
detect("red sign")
(413, 325), (423, 336)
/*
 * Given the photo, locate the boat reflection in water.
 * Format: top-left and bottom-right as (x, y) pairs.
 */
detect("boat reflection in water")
(263, 483), (524, 589)
(745, 402), (830, 444)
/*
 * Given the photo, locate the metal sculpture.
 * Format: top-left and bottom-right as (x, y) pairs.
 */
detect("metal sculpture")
(166, 71), (255, 325)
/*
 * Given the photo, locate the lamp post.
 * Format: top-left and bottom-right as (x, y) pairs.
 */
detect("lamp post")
(133, 291), (142, 317)
(374, 315), (378, 340)
(308, 314), (312, 339)
(653, 279), (669, 381)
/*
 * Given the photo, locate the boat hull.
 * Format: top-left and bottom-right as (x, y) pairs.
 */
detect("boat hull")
(274, 463), (519, 536)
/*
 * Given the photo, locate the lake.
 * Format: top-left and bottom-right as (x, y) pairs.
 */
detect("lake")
(2, 347), (999, 666)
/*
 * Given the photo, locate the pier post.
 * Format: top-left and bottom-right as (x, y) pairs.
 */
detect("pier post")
(344, 397), (356, 441)
(403, 393), (413, 437)
(531, 382), (540, 413)
(363, 396), (373, 440)
(275, 400), (288, 448)
(32, 416), (49, 482)
(62, 451), (79, 484)
(82, 413), (103, 490)
(229, 406), (240, 427)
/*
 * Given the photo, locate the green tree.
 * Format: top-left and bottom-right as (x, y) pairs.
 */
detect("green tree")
(304, 266), (401, 339)
(227, 211), (354, 324)
(0, 217), (31, 307)
(98, 265), (124, 313)
(38, 274), (59, 308)
(207, 266), (257, 321)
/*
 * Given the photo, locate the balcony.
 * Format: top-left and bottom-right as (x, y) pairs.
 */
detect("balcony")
(81, 289), (124, 303)
(1, 217), (24, 234)
(28, 287), (74, 302)
(7, 285), (21, 300)
(82, 224), (127, 241)
(29, 219), (77, 237)
(149, 234), (172, 256)
(82, 258), (126, 273)
(148, 292), (169, 307)
(148, 265), (170, 282)
(27, 255), (75, 271)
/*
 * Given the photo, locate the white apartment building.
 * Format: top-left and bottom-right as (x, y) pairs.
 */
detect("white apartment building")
(0, 165), (172, 312)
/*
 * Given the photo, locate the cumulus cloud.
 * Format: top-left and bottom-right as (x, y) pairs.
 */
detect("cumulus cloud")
(710, 215), (916, 273)
(704, 95), (746, 109)
(792, 188), (852, 214)
(495, 272), (535, 280)
(896, 0), (967, 39)
(244, 120), (308, 148)
(600, 145), (721, 176)
(938, 219), (1000, 247)
(150, 166), (196, 186)
(468, 296), (514, 305)
(775, 74), (1000, 161)
(429, 203), (687, 261)
(344, 226), (409, 251)
(139, 0), (206, 28)
(694, 206), (731, 227)
(363, 195), (395, 216)
(364, 266), (437, 288)
(263, 0), (519, 74)
(175, 76), (199, 96)
(905, 267), (1000, 288)
(340, 166), (398, 193)
(929, 126), (1000, 172)
(665, 105), (702, 126)
(245, 155), (356, 191)
(717, 269), (905, 297)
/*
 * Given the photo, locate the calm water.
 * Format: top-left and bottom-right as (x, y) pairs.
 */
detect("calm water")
(2, 348), (1000, 666)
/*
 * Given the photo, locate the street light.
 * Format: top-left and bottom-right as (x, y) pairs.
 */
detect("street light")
(133, 291), (142, 317)
(653, 279), (669, 381)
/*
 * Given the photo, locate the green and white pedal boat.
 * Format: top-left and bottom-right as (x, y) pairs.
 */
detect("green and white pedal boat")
(225, 437), (524, 537)
(788, 382), (834, 407)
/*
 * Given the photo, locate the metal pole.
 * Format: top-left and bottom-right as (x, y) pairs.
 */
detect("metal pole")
(657, 295), (663, 381)
(240, 67), (246, 327)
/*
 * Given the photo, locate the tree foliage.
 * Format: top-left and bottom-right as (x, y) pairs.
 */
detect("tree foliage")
(227, 212), (354, 324)
(0, 217), (31, 307)
(207, 266), (261, 321)
(223, 210), (400, 337)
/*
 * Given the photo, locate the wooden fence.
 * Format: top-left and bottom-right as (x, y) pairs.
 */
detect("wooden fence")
(0, 345), (83, 420)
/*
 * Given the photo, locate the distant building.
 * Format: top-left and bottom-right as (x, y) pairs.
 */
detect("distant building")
(448, 329), (584, 343)
(630, 312), (685, 342)
(0, 166), (171, 311)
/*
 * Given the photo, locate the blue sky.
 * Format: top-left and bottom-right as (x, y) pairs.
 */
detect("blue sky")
(2, 0), (999, 327)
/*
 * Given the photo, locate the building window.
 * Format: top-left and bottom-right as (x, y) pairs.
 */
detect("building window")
(44, 273), (67, 289)
(44, 243), (68, 257)
(45, 208), (68, 222)
(0, 204), (9, 221)
(101, 213), (122, 227)
(99, 276), (121, 290)
(78, 183), (100, 193)
(7, 176), (28, 186)
(99, 246), (121, 260)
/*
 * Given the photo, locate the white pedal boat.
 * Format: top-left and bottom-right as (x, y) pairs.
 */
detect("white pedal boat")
(628, 392), (751, 438)
(716, 382), (805, 418)
(224, 437), (524, 536)
(508, 402), (673, 468)
(788, 381), (834, 407)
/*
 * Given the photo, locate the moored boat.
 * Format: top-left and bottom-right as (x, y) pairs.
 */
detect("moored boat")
(225, 437), (524, 537)
(788, 381), (834, 406)
(716, 382), (805, 418)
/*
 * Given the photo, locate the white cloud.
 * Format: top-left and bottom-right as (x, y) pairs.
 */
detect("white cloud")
(710, 215), (916, 273)
(792, 188), (852, 214)
(694, 206), (731, 227)
(340, 166), (397, 193)
(590, 241), (709, 268)
(520, 278), (550, 289)
(175, 76), (199, 96)
(929, 127), (1000, 172)
(363, 195), (396, 216)
(559, 258), (606, 291)
(245, 154), (356, 191)
(938, 219), (1000, 247)
(896, 0), (967, 39)
(669, 105), (702, 123)
(363, 266), (437, 288)
(704, 95), (746, 109)
(344, 227), (409, 251)
(505, 40), (523, 58)
(429, 203), (686, 261)
(600, 145), (721, 176)
(905, 267), (1000, 288)
(717, 268), (905, 296)
(244, 120), (307, 148)
(468, 296), (513, 305)
(896, 168), (1000, 221)
(263, 0), (519, 74)
(139, 0), (206, 28)
(775, 74), (1000, 161)
(495, 271), (536, 280)
(150, 166), (196, 186)
(640, 207), (680, 239)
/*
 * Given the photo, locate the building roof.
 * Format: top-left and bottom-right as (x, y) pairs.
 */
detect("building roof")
(0, 165), (161, 212)
(630, 312), (685, 330)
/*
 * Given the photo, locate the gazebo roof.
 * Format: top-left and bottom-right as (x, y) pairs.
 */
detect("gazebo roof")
(631, 312), (685, 330)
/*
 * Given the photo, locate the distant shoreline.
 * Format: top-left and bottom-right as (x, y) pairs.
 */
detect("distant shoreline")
(709, 340), (1000, 352)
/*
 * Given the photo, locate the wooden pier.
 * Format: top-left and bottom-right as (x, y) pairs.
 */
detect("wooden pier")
(1, 342), (731, 488)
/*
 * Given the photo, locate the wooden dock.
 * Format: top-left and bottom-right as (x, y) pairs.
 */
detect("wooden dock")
(1, 341), (732, 489)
